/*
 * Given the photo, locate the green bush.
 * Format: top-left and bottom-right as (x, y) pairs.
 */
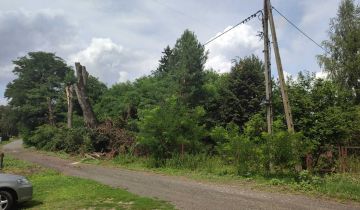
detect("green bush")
(210, 123), (262, 175)
(25, 125), (94, 154)
(210, 115), (307, 175)
(137, 96), (206, 165)
(263, 131), (304, 173)
(25, 125), (58, 149)
(62, 127), (93, 153)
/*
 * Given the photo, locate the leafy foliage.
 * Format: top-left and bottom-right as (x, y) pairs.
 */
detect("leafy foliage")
(25, 125), (93, 154)
(0, 105), (19, 140)
(318, 0), (360, 103)
(137, 96), (206, 164)
(212, 55), (265, 128)
(210, 114), (306, 175)
(5, 52), (72, 131)
(282, 72), (360, 167)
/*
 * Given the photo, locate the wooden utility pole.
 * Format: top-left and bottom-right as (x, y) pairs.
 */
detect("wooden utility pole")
(263, 0), (273, 134)
(267, 0), (294, 133)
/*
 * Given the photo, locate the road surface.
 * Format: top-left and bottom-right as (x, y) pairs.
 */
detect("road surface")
(3, 140), (360, 210)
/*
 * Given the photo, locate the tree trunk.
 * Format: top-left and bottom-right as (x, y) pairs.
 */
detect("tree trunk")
(74, 62), (97, 128)
(47, 97), (55, 125)
(355, 87), (360, 104)
(65, 85), (74, 128)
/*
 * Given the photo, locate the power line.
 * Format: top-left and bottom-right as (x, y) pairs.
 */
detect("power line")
(203, 10), (263, 46)
(271, 6), (328, 53)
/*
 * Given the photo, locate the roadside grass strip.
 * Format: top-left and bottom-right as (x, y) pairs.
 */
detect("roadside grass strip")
(2, 156), (174, 210)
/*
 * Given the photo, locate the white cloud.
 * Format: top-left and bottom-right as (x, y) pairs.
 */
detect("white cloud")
(0, 97), (8, 105)
(0, 64), (15, 84)
(205, 24), (262, 72)
(315, 71), (328, 79)
(69, 38), (157, 85)
(205, 55), (232, 73)
(118, 71), (129, 83)
(70, 38), (123, 65)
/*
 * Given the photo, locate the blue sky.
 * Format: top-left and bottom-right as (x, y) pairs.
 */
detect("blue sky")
(0, 0), (342, 104)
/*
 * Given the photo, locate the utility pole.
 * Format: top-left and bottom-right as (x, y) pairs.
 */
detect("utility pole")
(267, 0), (294, 133)
(263, 0), (273, 134)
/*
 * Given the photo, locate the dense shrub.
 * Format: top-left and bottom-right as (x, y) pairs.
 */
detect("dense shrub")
(137, 96), (206, 165)
(210, 123), (263, 175)
(210, 114), (307, 175)
(25, 125), (93, 154)
(263, 131), (305, 173)
(24, 125), (58, 149)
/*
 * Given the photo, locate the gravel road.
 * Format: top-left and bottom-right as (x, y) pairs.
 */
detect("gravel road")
(3, 140), (360, 210)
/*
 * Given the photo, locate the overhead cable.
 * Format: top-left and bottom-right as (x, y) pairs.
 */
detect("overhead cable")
(272, 6), (328, 53)
(203, 10), (263, 46)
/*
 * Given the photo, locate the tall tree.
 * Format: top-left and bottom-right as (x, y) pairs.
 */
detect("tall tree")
(217, 55), (265, 128)
(169, 29), (208, 107)
(318, 0), (360, 103)
(5, 52), (71, 131)
(153, 45), (173, 77)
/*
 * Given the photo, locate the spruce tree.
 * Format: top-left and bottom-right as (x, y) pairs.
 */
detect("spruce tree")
(169, 29), (208, 107)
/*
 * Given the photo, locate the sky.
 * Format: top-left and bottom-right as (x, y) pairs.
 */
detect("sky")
(0, 0), (342, 105)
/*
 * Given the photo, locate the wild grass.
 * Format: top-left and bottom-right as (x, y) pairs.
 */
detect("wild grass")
(109, 154), (360, 202)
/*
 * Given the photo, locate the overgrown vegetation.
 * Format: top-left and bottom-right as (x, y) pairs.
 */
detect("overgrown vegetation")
(1, 0), (360, 201)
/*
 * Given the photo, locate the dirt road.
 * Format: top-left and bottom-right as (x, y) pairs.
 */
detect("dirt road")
(3, 140), (359, 210)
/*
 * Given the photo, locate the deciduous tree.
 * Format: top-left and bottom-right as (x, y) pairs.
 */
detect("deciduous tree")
(318, 0), (360, 103)
(5, 52), (71, 131)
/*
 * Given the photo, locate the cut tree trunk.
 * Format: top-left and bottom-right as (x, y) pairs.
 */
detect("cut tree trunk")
(74, 62), (97, 128)
(47, 97), (55, 126)
(65, 85), (74, 128)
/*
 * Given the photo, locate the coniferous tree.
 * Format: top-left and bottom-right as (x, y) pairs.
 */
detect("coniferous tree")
(169, 29), (208, 107)
(154, 45), (173, 76)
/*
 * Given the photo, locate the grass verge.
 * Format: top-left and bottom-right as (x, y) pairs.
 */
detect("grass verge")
(87, 154), (360, 202)
(28, 146), (360, 202)
(2, 155), (174, 210)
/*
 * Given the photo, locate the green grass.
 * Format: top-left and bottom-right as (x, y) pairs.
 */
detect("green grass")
(2, 156), (174, 210)
(318, 173), (360, 201)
